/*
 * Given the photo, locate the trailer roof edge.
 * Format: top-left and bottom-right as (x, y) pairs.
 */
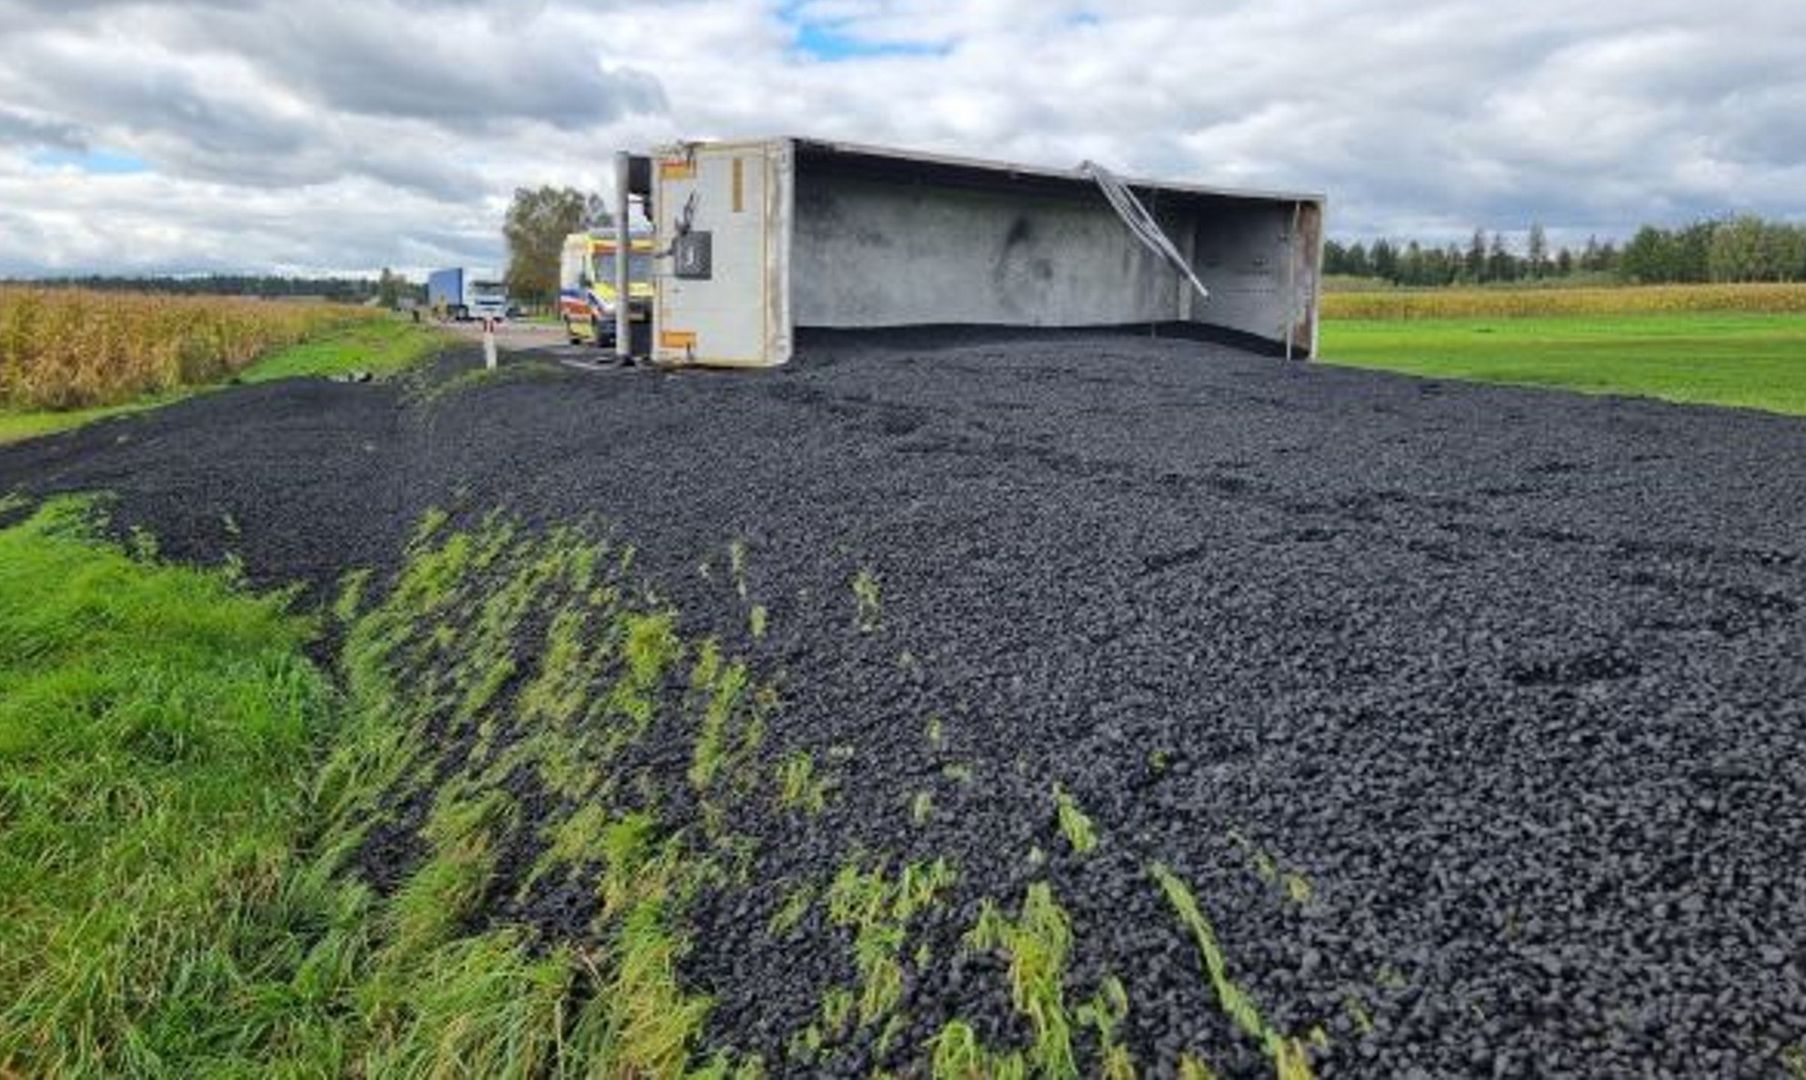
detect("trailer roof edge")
(772, 135), (1325, 206)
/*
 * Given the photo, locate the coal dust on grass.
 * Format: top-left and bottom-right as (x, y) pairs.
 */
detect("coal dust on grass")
(1, 329), (1805, 1077)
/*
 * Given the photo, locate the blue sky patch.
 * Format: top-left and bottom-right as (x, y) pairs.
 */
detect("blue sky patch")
(32, 147), (150, 175)
(780, 2), (948, 60)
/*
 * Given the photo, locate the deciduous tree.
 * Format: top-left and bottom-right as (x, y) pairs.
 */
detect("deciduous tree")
(503, 186), (608, 310)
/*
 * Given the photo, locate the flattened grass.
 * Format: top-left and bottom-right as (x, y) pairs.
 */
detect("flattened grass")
(1321, 313), (1806, 416)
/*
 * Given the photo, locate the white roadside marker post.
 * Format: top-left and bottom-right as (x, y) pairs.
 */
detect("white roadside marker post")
(483, 317), (498, 371)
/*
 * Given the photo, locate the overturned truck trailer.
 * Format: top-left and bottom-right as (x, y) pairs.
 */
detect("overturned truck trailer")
(627, 137), (1324, 367)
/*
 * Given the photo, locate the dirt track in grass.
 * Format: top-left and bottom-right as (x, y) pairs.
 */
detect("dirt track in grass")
(4, 330), (1804, 1077)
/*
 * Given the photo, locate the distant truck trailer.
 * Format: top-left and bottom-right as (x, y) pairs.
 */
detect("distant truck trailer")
(426, 267), (508, 322)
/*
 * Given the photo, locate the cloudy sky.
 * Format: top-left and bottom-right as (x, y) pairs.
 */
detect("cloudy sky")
(1, 0), (1802, 277)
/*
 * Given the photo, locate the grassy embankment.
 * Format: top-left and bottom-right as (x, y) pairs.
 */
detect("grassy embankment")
(1319, 283), (1806, 415)
(0, 497), (333, 1074)
(0, 288), (447, 444)
(0, 500), (693, 1077)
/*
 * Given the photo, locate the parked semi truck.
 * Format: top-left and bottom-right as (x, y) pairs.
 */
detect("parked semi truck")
(427, 267), (508, 322)
(558, 231), (653, 346)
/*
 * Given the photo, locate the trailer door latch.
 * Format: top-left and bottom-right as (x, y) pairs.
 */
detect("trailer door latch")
(673, 232), (713, 280)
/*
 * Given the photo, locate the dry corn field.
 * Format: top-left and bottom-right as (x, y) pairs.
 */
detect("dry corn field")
(1323, 281), (1806, 320)
(0, 287), (381, 410)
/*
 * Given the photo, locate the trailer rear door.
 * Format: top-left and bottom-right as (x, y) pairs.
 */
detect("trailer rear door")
(652, 139), (793, 367)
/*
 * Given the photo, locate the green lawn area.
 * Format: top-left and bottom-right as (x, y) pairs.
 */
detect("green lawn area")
(0, 499), (581, 1076)
(1319, 313), (1806, 416)
(238, 317), (445, 383)
(0, 319), (447, 445)
(0, 497), (334, 1074)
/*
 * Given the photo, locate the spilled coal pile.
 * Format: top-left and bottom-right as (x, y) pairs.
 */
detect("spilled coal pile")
(4, 331), (1804, 1077)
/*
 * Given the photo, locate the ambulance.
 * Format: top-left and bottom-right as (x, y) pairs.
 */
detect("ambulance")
(558, 230), (654, 346)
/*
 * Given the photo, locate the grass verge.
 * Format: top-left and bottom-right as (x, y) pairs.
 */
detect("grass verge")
(0, 390), (196, 445)
(0, 502), (763, 1076)
(239, 318), (447, 384)
(0, 496), (332, 1076)
(1320, 313), (1806, 416)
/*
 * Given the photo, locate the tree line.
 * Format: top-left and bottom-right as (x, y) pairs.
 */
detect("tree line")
(10, 273), (420, 303)
(1325, 216), (1806, 288)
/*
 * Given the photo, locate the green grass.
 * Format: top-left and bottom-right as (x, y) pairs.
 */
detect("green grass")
(1321, 313), (1806, 415)
(1151, 863), (1316, 1080)
(0, 505), (776, 1077)
(965, 882), (1078, 1078)
(0, 497), (332, 1076)
(1053, 784), (1098, 855)
(823, 856), (957, 1030)
(0, 320), (447, 444)
(0, 389), (200, 444)
(852, 567), (882, 633)
(1076, 975), (1135, 1080)
(911, 790), (934, 825)
(239, 318), (446, 383)
(777, 750), (833, 814)
(414, 358), (567, 403)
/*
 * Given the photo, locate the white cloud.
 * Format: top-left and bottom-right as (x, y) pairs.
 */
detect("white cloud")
(0, 0), (1801, 275)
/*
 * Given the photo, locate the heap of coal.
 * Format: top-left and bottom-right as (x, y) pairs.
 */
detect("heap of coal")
(4, 330), (1802, 1077)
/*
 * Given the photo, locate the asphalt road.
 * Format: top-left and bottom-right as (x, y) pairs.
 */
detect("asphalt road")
(3, 331), (1802, 1076)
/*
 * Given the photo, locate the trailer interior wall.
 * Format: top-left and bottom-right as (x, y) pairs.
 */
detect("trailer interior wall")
(789, 145), (1324, 355)
(791, 171), (1192, 328)
(1191, 196), (1324, 356)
